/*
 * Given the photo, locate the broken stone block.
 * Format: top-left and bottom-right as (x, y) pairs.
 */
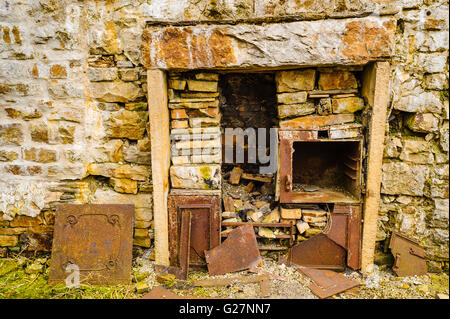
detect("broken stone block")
(304, 228), (323, 237)
(0, 235), (18, 247)
(248, 210), (263, 222)
(318, 98), (332, 115)
(135, 281), (150, 293)
(88, 163), (150, 181)
(302, 209), (327, 217)
(262, 207), (280, 223)
(170, 165), (221, 190)
(405, 113), (439, 133)
(280, 114), (354, 129)
(187, 80), (218, 92)
(303, 215), (327, 223)
(318, 71), (358, 90)
(277, 91), (308, 105)
(258, 227), (276, 238)
(381, 162), (429, 196)
(0, 123), (23, 146)
(110, 178), (138, 194)
(169, 79), (186, 90)
(229, 167), (243, 185)
(332, 97), (365, 113)
(195, 73), (219, 81)
(278, 102), (316, 118)
(87, 67), (118, 81)
(92, 140), (124, 163)
(90, 82), (144, 102)
(105, 109), (148, 140)
(280, 207), (302, 219)
(296, 221), (310, 234)
(275, 69), (316, 92)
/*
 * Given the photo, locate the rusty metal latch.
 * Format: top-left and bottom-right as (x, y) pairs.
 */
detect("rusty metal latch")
(284, 175), (292, 192)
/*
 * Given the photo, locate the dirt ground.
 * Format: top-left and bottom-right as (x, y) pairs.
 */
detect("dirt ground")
(0, 250), (448, 299)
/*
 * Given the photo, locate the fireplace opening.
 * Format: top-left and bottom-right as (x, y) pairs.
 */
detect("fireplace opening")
(219, 72), (277, 170)
(290, 140), (362, 203)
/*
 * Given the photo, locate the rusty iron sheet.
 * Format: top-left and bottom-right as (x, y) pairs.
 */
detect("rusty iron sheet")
(168, 195), (221, 268)
(389, 231), (427, 277)
(289, 233), (346, 270)
(179, 210), (192, 280)
(323, 213), (347, 249)
(48, 204), (134, 285)
(297, 267), (360, 299)
(205, 225), (262, 276)
(346, 205), (362, 270)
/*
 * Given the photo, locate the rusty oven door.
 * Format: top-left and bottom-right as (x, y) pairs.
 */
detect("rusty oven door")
(168, 195), (221, 268)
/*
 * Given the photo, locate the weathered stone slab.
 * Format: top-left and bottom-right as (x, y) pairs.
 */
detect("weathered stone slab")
(318, 71), (358, 90)
(277, 92), (308, 105)
(143, 17), (396, 69)
(381, 162), (429, 196)
(278, 102), (315, 118)
(90, 82), (144, 102)
(170, 165), (221, 190)
(280, 114), (354, 129)
(332, 97), (365, 113)
(276, 69), (316, 92)
(105, 109), (148, 140)
(405, 113), (439, 133)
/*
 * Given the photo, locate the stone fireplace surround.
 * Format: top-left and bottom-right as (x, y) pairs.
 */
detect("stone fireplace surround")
(144, 17), (392, 273)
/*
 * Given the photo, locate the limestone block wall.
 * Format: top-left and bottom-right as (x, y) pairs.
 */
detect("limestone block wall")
(0, 0), (448, 272)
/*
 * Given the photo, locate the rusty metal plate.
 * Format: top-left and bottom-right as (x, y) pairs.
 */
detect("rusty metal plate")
(389, 231), (427, 277)
(179, 210), (192, 280)
(289, 233), (346, 270)
(323, 213), (347, 249)
(346, 205), (362, 270)
(297, 267), (360, 299)
(48, 204), (134, 285)
(168, 195), (221, 268)
(205, 225), (262, 276)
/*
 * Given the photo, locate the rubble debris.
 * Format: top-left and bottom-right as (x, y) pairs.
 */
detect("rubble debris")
(229, 167), (243, 184)
(260, 276), (271, 297)
(205, 225), (262, 276)
(154, 264), (185, 280)
(297, 267), (360, 299)
(241, 173), (273, 183)
(223, 196), (235, 212)
(389, 231), (428, 277)
(48, 204), (134, 285)
(142, 286), (192, 299)
(193, 274), (266, 287)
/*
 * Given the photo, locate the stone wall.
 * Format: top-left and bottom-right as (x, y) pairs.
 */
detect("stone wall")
(0, 1), (448, 272)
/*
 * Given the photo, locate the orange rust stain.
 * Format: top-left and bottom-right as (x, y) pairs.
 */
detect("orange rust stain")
(141, 29), (152, 69)
(208, 28), (236, 67)
(144, 26), (235, 69)
(2, 26), (11, 43)
(190, 34), (210, 68)
(156, 27), (191, 69)
(31, 64), (39, 77)
(341, 19), (395, 62)
(12, 26), (21, 45)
